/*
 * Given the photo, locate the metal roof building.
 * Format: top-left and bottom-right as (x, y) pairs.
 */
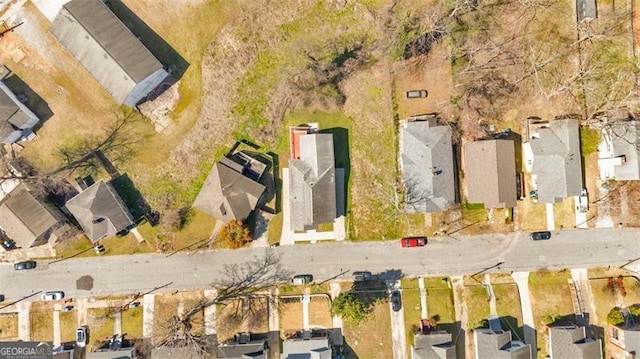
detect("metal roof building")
(50, 0), (169, 106)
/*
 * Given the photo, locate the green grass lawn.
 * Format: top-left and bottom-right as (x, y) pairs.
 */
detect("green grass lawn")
(268, 213), (283, 245)
(401, 279), (422, 353)
(493, 283), (524, 340)
(528, 270), (574, 358)
(121, 307), (144, 338)
(464, 284), (490, 330)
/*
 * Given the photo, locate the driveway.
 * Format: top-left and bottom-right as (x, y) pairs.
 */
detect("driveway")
(387, 280), (406, 359)
(512, 272), (537, 358)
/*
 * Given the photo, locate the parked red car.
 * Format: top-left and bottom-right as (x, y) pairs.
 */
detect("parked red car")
(401, 237), (427, 247)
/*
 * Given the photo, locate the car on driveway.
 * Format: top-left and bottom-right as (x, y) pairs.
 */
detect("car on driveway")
(401, 237), (427, 247)
(76, 326), (88, 347)
(0, 294), (4, 302)
(41, 291), (64, 301)
(529, 231), (551, 241)
(14, 261), (36, 270)
(390, 290), (402, 312)
(292, 274), (313, 285)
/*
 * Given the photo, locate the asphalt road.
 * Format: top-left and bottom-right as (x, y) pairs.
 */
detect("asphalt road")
(1, 228), (638, 302)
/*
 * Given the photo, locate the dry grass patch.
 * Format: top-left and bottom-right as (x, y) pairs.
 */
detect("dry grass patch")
(29, 308), (53, 342)
(280, 298), (303, 334)
(216, 300), (245, 343)
(342, 302), (392, 359)
(0, 313), (18, 340)
(553, 198), (576, 229)
(59, 310), (77, 342)
(86, 308), (115, 351)
(588, 268), (640, 326)
(308, 296), (332, 329)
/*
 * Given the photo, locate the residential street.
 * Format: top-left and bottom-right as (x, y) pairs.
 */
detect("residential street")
(0, 228), (639, 302)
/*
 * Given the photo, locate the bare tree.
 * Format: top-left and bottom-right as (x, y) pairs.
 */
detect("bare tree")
(153, 251), (292, 357)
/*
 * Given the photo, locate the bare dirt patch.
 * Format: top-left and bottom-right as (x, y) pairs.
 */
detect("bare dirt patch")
(308, 296), (332, 329)
(279, 297), (303, 334)
(342, 302), (392, 359)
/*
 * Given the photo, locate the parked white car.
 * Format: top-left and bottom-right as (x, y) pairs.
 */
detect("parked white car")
(76, 326), (88, 347)
(41, 291), (64, 301)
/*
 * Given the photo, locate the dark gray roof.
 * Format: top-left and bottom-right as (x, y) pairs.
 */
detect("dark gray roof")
(87, 347), (136, 359)
(401, 118), (456, 213)
(413, 332), (456, 359)
(281, 337), (331, 359)
(289, 133), (337, 231)
(548, 326), (602, 359)
(609, 120), (640, 180)
(474, 329), (531, 359)
(193, 158), (266, 222)
(528, 119), (583, 203)
(50, 0), (167, 105)
(65, 180), (134, 242)
(0, 183), (64, 248)
(217, 341), (266, 358)
(464, 140), (517, 208)
(0, 81), (39, 144)
(151, 347), (214, 359)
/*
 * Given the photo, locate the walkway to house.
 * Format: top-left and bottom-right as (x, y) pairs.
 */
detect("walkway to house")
(142, 294), (155, 338)
(418, 277), (427, 320)
(302, 293), (311, 330)
(545, 203), (555, 230)
(280, 169), (346, 245)
(484, 274), (498, 317)
(512, 271), (537, 359)
(570, 268), (599, 324)
(203, 289), (217, 336)
(17, 301), (30, 341)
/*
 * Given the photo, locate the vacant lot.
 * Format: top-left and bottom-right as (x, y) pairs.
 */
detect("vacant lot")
(0, 313), (18, 340)
(29, 303), (53, 342)
(86, 308), (115, 351)
(342, 301), (392, 359)
(528, 270), (575, 359)
(280, 297), (303, 335)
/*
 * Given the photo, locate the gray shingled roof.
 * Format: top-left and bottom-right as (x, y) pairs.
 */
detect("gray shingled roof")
(65, 180), (134, 242)
(528, 119), (583, 203)
(50, 0), (167, 105)
(193, 159), (266, 223)
(474, 329), (531, 359)
(464, 140), (517, 208)
(0, 183), (64, 249)
(281, 337), (331, 359)
(0, 81), (39, 144)
(413, 332), (456, 359)
(86, 348), (136, 359)
(401, 119), (456, 213)
(609, 120), (640, 180)
(289, 133), (336, 231)
(616, 326), (640, 355)
(548, 326), (602, 359)
(217, 341), (266, 359)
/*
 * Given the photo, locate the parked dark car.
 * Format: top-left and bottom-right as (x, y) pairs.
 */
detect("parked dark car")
(390, 290), (402, 312)
(129, 301), (141, 309)
(529, 231), (552, 241)
(401, 237), (427, 247)
(62, 305), (74, 312)
(0, 294), (4, 302)
(14, 261), (36, 270)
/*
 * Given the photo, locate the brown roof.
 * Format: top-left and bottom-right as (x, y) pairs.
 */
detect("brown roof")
(464, 139), (517, 208)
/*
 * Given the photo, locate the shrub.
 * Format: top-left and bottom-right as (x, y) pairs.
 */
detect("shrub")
(219, 220), (252, 249)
